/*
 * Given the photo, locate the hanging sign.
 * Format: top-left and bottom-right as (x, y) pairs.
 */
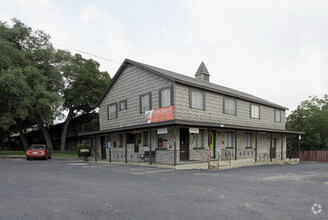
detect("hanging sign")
(157, 128), (168, 134)
(189, 128), (199, 133)
(107, 142), (111, 149)
(145, 105), (174, 124)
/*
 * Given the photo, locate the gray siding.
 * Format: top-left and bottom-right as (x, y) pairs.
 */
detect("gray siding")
(99, 65), (173, 130)
(174, 83), (286, 130)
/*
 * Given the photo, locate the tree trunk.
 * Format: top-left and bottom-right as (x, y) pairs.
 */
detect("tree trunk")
(36, 116), (54, 150)
(17, 124), (29, 151)
(59, 106), (74, 153)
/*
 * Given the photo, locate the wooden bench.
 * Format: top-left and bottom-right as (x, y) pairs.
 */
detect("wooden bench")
(138, 150), (156, 162)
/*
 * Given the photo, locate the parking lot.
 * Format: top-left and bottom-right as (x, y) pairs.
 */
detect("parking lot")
(0, 158), (327, 220)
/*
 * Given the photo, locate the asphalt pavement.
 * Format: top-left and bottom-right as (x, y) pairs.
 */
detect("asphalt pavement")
(0, 158), (327, 220)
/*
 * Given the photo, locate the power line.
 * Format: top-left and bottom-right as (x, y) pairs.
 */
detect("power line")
(52, 42), (122, 65)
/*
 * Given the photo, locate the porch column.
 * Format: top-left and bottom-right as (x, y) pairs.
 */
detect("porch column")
(289, 134), (292, 159)
(235, 130), (237, 160)
(148, 129), (152, 165)
(174, 126), (177, 166)
(298, 134), (301, 159)
(124, 132), (127, 164)
(255, 132), (258, 162)
(270, 133), (273, 162)
(107, 134), (111, 163)
(94, 135), (97, 162)
(208, 128), (211, 169)
(281, 133), (283, 161)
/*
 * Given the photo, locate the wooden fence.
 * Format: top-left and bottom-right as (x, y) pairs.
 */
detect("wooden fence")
(299, 150), (328, 162)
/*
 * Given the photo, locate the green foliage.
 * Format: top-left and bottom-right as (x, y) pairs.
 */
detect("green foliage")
(76, 144), (92, 157)
(287, 95), (328, 150)
(58, 52), (110, 152)
(90, 115), (100, 131)
(0, 18), (63, 148)
(60, 53), (111, 112)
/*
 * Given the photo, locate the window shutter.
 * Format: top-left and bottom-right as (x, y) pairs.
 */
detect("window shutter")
(189, 88), (192, 108)
(170, 86), (173, 106)
(203, 92), (206, 111)
(107, 105), (109, 120)
(139, 95), (142, 114)
(149, 92), (152, 110)
(159, 89), (162, 108)
(116, 103), (118, 118)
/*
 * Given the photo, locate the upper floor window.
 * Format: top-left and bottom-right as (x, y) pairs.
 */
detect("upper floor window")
(224, 97), (236, 115)
(274, 109), (281, 122)
(245, 133), (252, 148)
(251, 104), (260, 119)
(119, 100), (127, 111)
(140, 93), (151, 113)
(160, 87), (172, 108)
(108, 103), (117, 120)
(190, 89), (204, 110)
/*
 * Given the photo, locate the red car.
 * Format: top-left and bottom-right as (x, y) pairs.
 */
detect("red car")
(26, 144), (52, 160)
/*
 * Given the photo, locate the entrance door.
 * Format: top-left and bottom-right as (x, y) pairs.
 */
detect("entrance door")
(271, 138), (277, 159)
(134, 134), (141, 153)
(101, 136), (106, 159)
(210, 131), (215, 159)
(180, 129), (189, 161)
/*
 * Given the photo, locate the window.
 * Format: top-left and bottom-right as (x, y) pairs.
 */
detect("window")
(157, 134), (168, 148)
(274, 109), (281, 122)
(119, 100), (127, 111)
(108, 103), (117, 119)
(140, 93), (151, 113)
(190, 89), (204, 110)
(245, 133), (252, 148)
(160, 87), (172, 108)
(192, 130), (204, 148)
(126, 133), (135, 144)
(224, 97), (236, 115)
(225, 132), (233, 148)
(251, 104), (260, 119)
(119, 134), (123, 147)
(143, 131), (149, 146)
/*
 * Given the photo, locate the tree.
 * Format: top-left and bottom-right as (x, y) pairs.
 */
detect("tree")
(287, 95), (328, 150)
(59, 53), (110, 153)
(0, 18), (62, 150)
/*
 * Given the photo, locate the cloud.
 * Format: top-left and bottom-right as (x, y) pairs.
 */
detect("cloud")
(1, 0), (328, 114)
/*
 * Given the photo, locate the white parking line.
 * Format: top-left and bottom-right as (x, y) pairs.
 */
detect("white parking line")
(132, 169), (174, 175)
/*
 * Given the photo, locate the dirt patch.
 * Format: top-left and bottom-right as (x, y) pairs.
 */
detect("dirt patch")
(263, 173), (326, 181)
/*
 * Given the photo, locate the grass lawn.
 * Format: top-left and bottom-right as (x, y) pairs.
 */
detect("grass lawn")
(0, 151), (26, 156)
(0, 150), (78, 158)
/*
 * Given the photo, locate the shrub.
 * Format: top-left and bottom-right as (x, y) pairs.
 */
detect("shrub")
(76, 144), (92, 157)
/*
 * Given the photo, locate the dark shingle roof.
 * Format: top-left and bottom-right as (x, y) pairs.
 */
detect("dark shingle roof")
(97, 59), (288, 110)
(195, 61), (210, 76)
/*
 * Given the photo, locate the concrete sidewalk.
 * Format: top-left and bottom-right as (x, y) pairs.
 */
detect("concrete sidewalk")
(87, 157), (300, 170)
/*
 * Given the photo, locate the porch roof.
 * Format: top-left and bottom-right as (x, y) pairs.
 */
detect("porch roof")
(78, 120), (304, 137)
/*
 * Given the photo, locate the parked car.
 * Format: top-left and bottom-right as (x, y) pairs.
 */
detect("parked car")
(26, 144), (52, 160)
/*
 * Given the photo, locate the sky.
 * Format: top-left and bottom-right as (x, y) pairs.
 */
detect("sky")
(1, 0), (328, 115)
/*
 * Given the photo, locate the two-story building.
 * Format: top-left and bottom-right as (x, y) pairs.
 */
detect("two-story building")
(87, 59), (302, 166)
